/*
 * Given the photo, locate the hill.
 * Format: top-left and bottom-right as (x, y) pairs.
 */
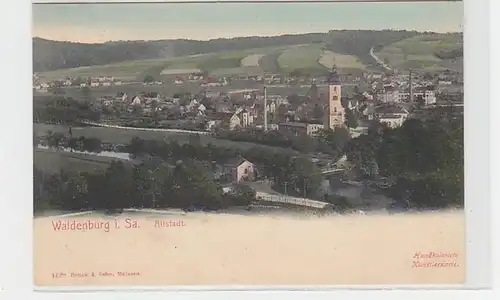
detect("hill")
(33, 30), (463, 77)
(374, 33), (463, 71)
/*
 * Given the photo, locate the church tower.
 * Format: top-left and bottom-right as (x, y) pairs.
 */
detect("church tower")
(324, 67), (345, 130)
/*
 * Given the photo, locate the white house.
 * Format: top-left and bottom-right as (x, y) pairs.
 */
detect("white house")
(131, 96), (142, 105)
(379, 89), (401, 103)
(374, 105), (409, 128)
(198, 104), (207, 113)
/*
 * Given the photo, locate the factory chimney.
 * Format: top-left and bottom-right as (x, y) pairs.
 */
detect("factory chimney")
(409, 70), (414, 103)
(264, 86), (268, 131)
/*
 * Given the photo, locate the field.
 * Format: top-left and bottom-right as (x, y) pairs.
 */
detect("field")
(37, 44), (351, 81)
(36, 34), (462, 82)
(318, 50), (367, 72)
(375, 34), (463, 71)
(37, 59), (170, 82)
(33, 123), (296, 153)
(240, 54), (265, 67)
(34, 148), (126, 174)
(276, 45), (327, 75)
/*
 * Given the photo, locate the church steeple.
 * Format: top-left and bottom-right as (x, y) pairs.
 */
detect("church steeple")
(327, 64), (341, 85)
(324, 64), (345, 130)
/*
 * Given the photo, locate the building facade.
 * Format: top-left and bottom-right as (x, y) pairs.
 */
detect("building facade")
(279, 122), (324, 136)
(323, 70), (345, 130)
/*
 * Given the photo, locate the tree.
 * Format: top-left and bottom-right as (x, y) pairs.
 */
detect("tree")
(312, 104), (324, 120)
(353, 85), (360, 95)
(345, 109), (359, 128)
(100, 161), (136, 212)
(143, 75), (155, 83)
(81, 86), (93, 103)
(82, 137), (102, 153)
(172, 159), (223, 211)
(224, 184), (255, 207)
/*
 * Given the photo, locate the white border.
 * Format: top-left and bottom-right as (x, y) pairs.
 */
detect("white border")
(1, 0), (497, 298)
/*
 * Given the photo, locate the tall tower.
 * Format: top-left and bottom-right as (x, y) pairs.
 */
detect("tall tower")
(264, 86), (268, 131)
(324, 67), (345, 130)
(409, 69), (413, 103)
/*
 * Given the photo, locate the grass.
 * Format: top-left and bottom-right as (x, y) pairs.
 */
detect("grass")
(276, 45), (327, 75)
(318, 50), (367, 71)
(34, 148), (127, 174)
(241, 54), (265, 67)
(37, 45), (304, 82)
(33, 123), (297, 153)
(259, 51), (282, 73)
(38, 59), (170, 82)
(375, 34), (463, 71)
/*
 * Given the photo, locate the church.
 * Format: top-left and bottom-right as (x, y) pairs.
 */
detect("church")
(323, 67), (346, 130)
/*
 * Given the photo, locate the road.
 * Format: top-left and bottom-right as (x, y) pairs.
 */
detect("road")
(255, 191), (331, 209)
(370, 46), (392, 71)
(82, 121), (211, 135)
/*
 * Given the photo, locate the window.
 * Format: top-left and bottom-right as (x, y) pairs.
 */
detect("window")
(334, 107), (337, 113)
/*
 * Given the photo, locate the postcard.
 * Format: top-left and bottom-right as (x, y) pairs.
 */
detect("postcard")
(32, 0), (465, 287)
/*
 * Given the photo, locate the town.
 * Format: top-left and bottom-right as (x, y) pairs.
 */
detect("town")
(33, 63), (463, 215)
(33, 66), (463, 134)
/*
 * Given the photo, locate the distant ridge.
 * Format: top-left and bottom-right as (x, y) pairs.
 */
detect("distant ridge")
(33, 30), (462, 73)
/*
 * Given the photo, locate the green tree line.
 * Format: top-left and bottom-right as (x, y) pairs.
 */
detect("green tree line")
(34, 159), (256, 214)
(344, 113), (463, 209)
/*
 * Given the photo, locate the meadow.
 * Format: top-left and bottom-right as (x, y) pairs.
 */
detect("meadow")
(318, 50), (367, 72)
(276, 44), (327, 75)
(374, 34), (463, 71)
(37, 59), (171, 82)
(37, 43), (367, 81)
(33, 123), (295, 153)
(34, 148), (127, 174)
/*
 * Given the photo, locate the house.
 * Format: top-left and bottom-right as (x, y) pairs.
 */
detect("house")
(100, 96), (114, 106)
(222, 157), (257, 183)
(187, 99), (199, 111)
(116, 92), (128, 102)
(90, 81), (100, 87)
(347, 98), (360, 110)
(235, 108), (254, 128)
(198, 104), (207, 113)
(374, 105), (409, 128)
(378, 87), (401, 103)
(142, 92), (161, 104)
(228, 114), (241, 130)
(131, 96), (142, 105)
(267, 101), (277, 114)
(349, 126), (369, 138)
(206, 112), (239, 130)
(279, 121), (324, 136)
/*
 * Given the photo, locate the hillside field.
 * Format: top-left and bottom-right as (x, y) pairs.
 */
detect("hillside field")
(375, 34), (463, 71)
(36, 33), (463, 81)
(34, 148), (128, 174)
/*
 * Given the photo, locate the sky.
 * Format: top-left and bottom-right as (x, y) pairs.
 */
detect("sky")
(32, 1), (463, 43)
